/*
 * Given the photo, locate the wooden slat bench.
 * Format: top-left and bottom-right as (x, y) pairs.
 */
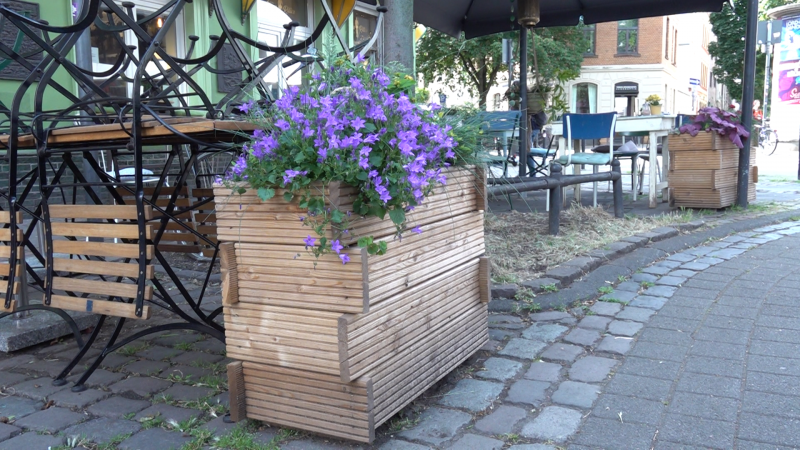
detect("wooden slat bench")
(45, 205), (155, 320)
(0, 211), (23, 312)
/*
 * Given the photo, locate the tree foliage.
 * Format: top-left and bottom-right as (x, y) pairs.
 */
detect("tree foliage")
(416, 27), (587, 110)
(709, 0), (792, 106)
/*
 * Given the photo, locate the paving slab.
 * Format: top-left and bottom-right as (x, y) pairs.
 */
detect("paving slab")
(438, 379), (503, 412)
(551, 381), (600, 408)
(520, 406), (582, 442)
(87, 397), (152, 419)
(109, 376), (172, 399)
(498, 338), (547, 360)
(13, 406), (85, 433)
(475, 358), (523, 382)
(63, 417), (141, 445)
(0, 396), (43, 419)
(562, 328), (602, 346)
(118, 427), (193, 450)
(569, 356), (618, 383)
(524, 361), (562, 382)
(540, 342), (583, 362)
(397, 407), (472, 446)
(474, 405), (527, 435)
(448, 433), (504, 450)
(506, 379), (549, 406)
(0, 423), (19, 443)
(0, 432), (63, 450)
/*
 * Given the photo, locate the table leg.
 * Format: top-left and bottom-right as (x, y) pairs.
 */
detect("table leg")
(574, 139), (582, 204)
(661, 135), (670, 202)
(649, 132), (657, 208)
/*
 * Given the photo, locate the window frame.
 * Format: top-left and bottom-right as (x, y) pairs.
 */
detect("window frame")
(353, 1), (384, 65)
(616, 19), (639, 56)
(583, 24), (596, 57)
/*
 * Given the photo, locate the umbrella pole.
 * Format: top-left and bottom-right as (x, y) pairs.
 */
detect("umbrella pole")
(519, 27), (528, 178)
(737, 0), (758, 208)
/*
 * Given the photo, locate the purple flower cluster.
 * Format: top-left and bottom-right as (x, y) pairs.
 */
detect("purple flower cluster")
(225, 57), (459, 263)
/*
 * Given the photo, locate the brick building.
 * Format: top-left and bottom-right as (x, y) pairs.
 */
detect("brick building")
(567, 13), (722, 117)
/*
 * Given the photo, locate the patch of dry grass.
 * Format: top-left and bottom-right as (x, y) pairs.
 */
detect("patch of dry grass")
(485, 206), (697, 283)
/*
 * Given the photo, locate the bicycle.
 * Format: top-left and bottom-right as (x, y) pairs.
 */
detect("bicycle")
(754, 120), (779, 155)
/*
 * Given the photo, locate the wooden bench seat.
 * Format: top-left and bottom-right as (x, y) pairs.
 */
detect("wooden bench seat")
(45, 204), (155, 320)
(0, 211), (23, 312)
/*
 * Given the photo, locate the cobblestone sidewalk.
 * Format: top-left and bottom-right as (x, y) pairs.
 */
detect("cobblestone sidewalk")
(0, 220), (798, 449)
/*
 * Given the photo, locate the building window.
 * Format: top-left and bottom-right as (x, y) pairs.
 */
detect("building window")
(258, 0), (314, 95)
(583, 24), (596, 56)
(672, 29), (678, 65)
(665, 18), (670, 59)
(700, 63), (709, 89)
(617, 19), (638, 55)
(571, 83), (597, 113)
(493, 93), (502, 110)
(264, 0), (308, 24)
(353, 5), (383, 64)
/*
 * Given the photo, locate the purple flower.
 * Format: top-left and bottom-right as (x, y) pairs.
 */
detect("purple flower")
(339, 253), (350, 264)
(283, 169), (307, 185)
(299, 216), (305, 222)
(375, 185), (392, 203)
(275, 119), (291, 131)
(412, 226), (422, 234)
(351, 117), (366, 130)
(240, 100), (256, 113)
(303, 235), (316, 247)
(331, 240), (343, 254)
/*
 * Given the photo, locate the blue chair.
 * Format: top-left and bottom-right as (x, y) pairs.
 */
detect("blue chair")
(557, 112), (618, 207)
(479, 111), (521, 178)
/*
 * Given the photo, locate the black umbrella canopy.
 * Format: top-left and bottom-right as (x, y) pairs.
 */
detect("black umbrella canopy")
(414, 0), (730, 38)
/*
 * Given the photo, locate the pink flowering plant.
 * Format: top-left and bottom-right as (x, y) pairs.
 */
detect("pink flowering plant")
(678, 107), (750, 149)
(223, 57), (467, 263)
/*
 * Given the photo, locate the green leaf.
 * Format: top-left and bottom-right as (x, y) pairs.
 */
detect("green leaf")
(331, 209), (345, 224)
(378, 241), (388, 254)
(257, 187), (275, 201)
(369, 206), (386, 220)
(368, 154), (383, 167)
(367, 243), (380, 255)
(236, 187), (247, 195)
(357, 236), (372, 248)
(294, 152), (307, 163)
(363, 122), (377, 133)
(283, 191), (294, 202)
(388, 208), (405, 226)
(356, 172), (369, 181)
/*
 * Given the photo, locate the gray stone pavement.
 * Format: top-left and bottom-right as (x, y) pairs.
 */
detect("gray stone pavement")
(2, 221), (800, 448)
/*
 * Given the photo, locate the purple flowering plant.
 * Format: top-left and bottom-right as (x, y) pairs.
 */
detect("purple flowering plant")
(224, 56), (467, 263)
(678, 107), (750, 149)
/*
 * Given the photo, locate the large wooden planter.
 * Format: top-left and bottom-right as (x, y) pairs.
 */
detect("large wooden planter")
(669, 132), (757, 209)
(214, 167), (489, 443)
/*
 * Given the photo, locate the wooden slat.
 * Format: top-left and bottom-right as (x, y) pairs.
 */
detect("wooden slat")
(479, 257), (490, 303)
(52, 240), (154, 259)
(51, 222), (154, 240)
(52, 276), (152, 300)
(48, 204), (152, 221)
(0, 229), (22, 242)
(0, 246), (21, 259)
(0, 299), (16, 313)
(156, 244), (202, 253)
(49, 294), (151, 319)
(0, 263), (21, 277)
(0, 211), (22, 224)
(52, 258), (154, 279)
(0, 279), (20, 295)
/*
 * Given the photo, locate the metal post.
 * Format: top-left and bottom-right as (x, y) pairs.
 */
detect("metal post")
(737, 0), (759, 208)
(518, 27), (528, 178)
(763, 20), (772, 127)
(612, 159), (624, 218)
(548, 163), (562, 235)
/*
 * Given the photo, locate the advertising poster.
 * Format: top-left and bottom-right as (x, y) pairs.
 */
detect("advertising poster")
(779, 16), (800, 63)
(778, 16), (800, 103)
(777, 63), (800, 104)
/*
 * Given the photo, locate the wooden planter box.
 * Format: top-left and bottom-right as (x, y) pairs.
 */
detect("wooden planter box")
(669, 132), (757, 209)
(214, 167), (489, 443)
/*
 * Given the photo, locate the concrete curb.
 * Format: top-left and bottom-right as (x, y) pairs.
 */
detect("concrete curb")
(490, 208), (800, 312)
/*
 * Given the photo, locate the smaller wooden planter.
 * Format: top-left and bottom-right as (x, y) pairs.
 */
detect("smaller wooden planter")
(669, 132), (757, 209)
(216, 166), (489, 443)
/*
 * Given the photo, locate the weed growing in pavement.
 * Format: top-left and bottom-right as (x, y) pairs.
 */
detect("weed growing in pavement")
(167, 373), (195, 385)
(212, 424), (278, 450)
(640, 281), (655, 288)
(541, 283), (559, 293)
(139, 414), (165, 430)
(518, 302), (542, 313)
(388, 415), (419, 433)
(118, 343), (149, 357)
(499, 433), (521, 444)
(600, 298), (628, 305)
(197, 374), (228, 392)
(515, 287), (536, 302)
(597, 286), (614, 295)
(174, 342), (195, 352)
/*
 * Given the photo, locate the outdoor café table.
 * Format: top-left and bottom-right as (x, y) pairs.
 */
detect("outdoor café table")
(550, 114), (676, 208)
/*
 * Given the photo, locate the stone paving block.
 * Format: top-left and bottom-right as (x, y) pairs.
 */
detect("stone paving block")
(110, 376), (172, 399)
(704, 315), (755, 332)
(397, 407), (472, 446)
(695, 257), (725, 266)
(159, 384), (216, 403)
(439, 379), (503, 412)
(101, 354), (132, 370)
(163, 365), (216, 382)
(680, 261), (711, 271)
(529, 311), (572, 322)
(592, 394), (665, 425)
(201, 415), (239, 436)
(474, 405), (527, 435)
(524, 362), (562, 382)
(607, 320), (643, 337)
(676, 372), (741, 399)
(628, 295), (667, 310)
(0, 432), (62, 450)
(577, 316), (612, 331)
(747, 354), (800, 377)
(691, 340), (747, 360)
(642, 285), (677, 298)
(599, 290), (636, 304)
(685, 246), (715, 257)
(571, 416), (655, 449)
(138, 346), (183, 361)
(738, 412), (800, 448)
(604, 373), (673, 401)
(541, 343), (583, 362)
(88, 397), (152, 419)
(637, 327), (693, 346)
(551, 381), (599, 408)
(520, 406), (582, 442)
(508, 445), (558, 450)
(491, 283), (518, 299)
(683, 355), (743, 378)
(0, 423), (19, 443)
(655, 276), (686, 287)
(669, 391), (739, 422)
(475, 358), (523, 382)
(520, 278), (562, 294)
(666, 252), (696, 262)
(49, 387), (109, 409)
(746, 371), (800, 398)
(569, 356), (618, 383)
(742, 389), (800, 420)
(498, 339), (547, 360)
(506, 379), (549, 406)
(488, 299), (517, 313)
(118, 427), (193, 450)
(14, 406), (85, 433)
(668, 269), (697, 278)
(448, 433), (504, 450)
(488, 329), (515, 341)
(123, 360), (170, 376)
(521, 323), (569, 342)
(23, 358), (72, 378)
(631, 273), (658, 283)
(641, 265), (671, 276)
(596, 336), (633, 355)
(134, 403), (202, 424)
(659, 413), (735, 449)
(488, 314), (523, 326)
(562, 328), (601, 347)
(192, 339), (227, 355)
(628, 341), (689, 362)
(615, 306), (655, 322)
(545, 266), (584, 284)
(11, 377), (69, 401)
(0, 372), (27, 387)
(379, 440), (431, 450)
(67, 369), (126, 389)
(707, 248), (748, 260)
(151, 332), (204, 348)
(0, 396), (43, 420)
(615, 281), (641, 292)
(63, 417), (141, 445)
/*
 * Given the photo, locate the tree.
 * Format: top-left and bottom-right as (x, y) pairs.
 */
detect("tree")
(416, 27), (587, 110)
(709, 0), (793, 106)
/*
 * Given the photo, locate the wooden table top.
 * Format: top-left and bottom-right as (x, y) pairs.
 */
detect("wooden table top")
(0, 119), (259, 150)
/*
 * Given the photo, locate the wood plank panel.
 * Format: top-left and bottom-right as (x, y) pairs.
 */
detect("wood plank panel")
(49, 294), (151, 319)
(53, 241), (154, 259)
